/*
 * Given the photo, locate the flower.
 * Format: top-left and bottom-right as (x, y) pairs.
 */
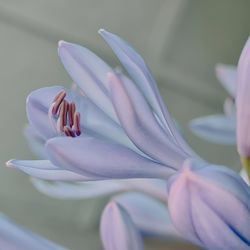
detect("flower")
(0, 213), (65, 249)
(7, 29), (197, 181)
(6, 29), (250, 250)
(167, 159), (250, 250)
(237, 37), (250, 179)
(189, 64), (236, 145)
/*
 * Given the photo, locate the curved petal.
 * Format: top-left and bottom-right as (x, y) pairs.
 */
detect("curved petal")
(78, 96), (145, 156)
(168, 160), (250, 249)
(100, 201), (144, 250)
(24, 125), (47, 159)
(99, 29), (196, 158)
(108, 73), (187, 168)
(0, 214), (66, 250)
(6, 159), (94, 181)
(215, 64), (237, 97)
(46, 136), (175, 180)
(31, 179), (127, 199)
(114, 193), (183, 239)
(58, 41), (118, 123)
(26, 86), (65, 139)
(236, 37), (250, 157)
(189, 114), (236, 145)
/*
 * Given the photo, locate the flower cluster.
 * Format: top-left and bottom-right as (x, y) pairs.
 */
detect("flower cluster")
(7, 30), (250, 250)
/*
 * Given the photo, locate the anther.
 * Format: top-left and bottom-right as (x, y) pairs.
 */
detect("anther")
(52, 90), (66, 115)
(58, 100), (68, 132)
(73, 112), (81, 136)
(63, 126), (76, 137)
(68, 102), (76, 127)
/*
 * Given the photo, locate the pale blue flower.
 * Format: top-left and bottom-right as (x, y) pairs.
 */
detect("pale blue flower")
(189, 64), (237, 145)
(0, 214), (66, 250)
(168, 159), (250, 250)
(6, 29), (250, 250)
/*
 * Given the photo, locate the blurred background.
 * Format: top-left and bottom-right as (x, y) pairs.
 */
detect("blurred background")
(0, 0), (250, 249)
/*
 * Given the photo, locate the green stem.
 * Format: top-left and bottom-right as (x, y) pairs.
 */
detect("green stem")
(240, 157), (250, 181)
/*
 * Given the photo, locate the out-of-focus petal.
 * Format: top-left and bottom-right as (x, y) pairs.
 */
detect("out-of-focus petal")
(237, 37), (250, 157)
(168, 159), (250, 250)
(215, 64), (237, 97)
(189, 114), (236, 145)
(6, 159), (94, 181)
(24, 125), (47, 159)
(26, 86), (65, 139)
(240, 168), (250, 185)
(46, 137), (175, 180)
(100, 201), (144, 250)
(0, 214), (66, 250)
(108, 73), (187, 168)
(31, 178), (167, 202)
(58, 41), (118, 123)
(114, 193), (183, 239)
(223, 97), (236, 116)
(99, 29), (197, 158)
(31, 179), (126, 199)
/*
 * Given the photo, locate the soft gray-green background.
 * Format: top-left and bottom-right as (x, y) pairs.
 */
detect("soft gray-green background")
(0, 0), (249, 249)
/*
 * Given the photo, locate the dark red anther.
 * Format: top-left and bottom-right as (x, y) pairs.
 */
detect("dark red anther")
(52, 90), (66, 115)
(73, 112), (81, 136)
(63, 126), (76, 137)
(68, 102), (76, 127)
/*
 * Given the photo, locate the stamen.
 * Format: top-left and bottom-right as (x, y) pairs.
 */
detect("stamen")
(57, 100), (68, 132)
(63, 126), (76, 137)
(68, 102), (76, 127)
(73, 112), (81, 136)
(52, 90), (66, 115)
(49, 90), (81, 137)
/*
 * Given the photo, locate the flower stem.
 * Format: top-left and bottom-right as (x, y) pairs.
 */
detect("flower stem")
(240, 157), (250, 182)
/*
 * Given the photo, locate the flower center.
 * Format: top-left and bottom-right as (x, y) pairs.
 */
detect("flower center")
(49, 90), (81, 137)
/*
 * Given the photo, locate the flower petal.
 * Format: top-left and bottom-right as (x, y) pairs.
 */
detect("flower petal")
(100, 201), (144, 250)
(6, 159), (93, 181)
(168, 160), (250, 249)
(26, 86), (65, 139)
(24, 125), (47, 159)
(99, 29), (196, 158)
(215, 64), (237, 97)
(113, 193), (183, 239)
(58, 41), (118, 123)
(31, 179), (127, 199)
(78, 96), (145, 156)
(108, 73), (187, 168)
(46, 136), (175, 180)
(189, 114), (236, 144)
(236, 37), (250, 157)
(0, 214), (66, 250)
(240, 168), (250, 185)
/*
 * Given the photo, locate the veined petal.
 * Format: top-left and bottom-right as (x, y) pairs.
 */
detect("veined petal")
(189, 114), (236, 145)
(0, 214), (66, 250)
(99, 29), (196, 158)
(237, 37), (250, 157)
(46, 136), (175, 180)
(26, 86), (65, 139)
(215, 64), (237, 97)
(78, 96), (145, 156)
(100, 201), (144, 250)
(168, 159), (250, 250)
(58, 41), (118, 123)
(24, 125), (47, 159)
(6, 159), (95, 181)
(114, 193), (183, 239)
(108, 73), (187, 168)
